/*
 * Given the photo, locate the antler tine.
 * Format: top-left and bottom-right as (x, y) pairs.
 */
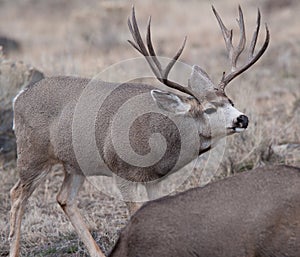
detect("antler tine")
(212, 6), (234, 63)
(163, 36), (187, 82)
(222, 24), (269, 88)
(128, 7), (161, 79)
(249, 8), (261, 59)
(212, 5), (270, 90)
(128, 7), (201, 102)
(146, 16), (163, 74)
(146, 18), (188, 83)
(212, 6), (246, 72)
(233, 5), (246, 70)
(127, 8), (144, 54)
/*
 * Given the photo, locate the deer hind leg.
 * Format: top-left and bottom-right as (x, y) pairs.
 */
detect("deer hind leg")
(9, 165), (50, 257)
(56, 169), (105, 257)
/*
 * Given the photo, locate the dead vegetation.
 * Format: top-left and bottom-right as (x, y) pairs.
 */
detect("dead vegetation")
(0, 0), (299, 256)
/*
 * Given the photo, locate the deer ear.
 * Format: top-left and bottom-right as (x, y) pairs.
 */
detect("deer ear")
(188, 65), (215, 93)
(151, 90), (191, 114)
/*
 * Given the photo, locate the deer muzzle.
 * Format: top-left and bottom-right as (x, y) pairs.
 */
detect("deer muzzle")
(234, 114), (249, 131)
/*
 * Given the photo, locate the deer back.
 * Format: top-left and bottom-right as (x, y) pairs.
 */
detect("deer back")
(109, 165), (300, 257)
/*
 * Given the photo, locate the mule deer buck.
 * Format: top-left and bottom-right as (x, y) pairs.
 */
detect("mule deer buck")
(109, 165), (300, 257)
(9, 6), (269, 257)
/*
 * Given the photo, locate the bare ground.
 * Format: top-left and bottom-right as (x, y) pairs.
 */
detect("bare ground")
(0, 0), (299, 256)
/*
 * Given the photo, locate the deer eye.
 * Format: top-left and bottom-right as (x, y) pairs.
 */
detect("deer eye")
(204, 107), (217, 114)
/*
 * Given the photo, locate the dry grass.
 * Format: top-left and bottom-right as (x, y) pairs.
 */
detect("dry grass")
(0, 0), (299, 256)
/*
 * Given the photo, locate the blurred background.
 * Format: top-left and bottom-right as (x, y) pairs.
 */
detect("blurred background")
(0, 0), (299, 256)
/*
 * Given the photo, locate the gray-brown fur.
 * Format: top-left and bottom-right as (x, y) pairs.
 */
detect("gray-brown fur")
(9, 6), (269, 257)
(9, 75), (223, 257)
(109, 165), (300, 257)
(13, 77), (206, 181)
(96, 83), (182, 182)
(13, 77), (88, 171)
(9, 70), (244, 257)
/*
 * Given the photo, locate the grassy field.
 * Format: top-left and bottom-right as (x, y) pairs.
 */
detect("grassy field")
(0, 0), (299, 256)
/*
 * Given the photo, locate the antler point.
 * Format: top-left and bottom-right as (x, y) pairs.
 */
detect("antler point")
(265, 24), (270, 41)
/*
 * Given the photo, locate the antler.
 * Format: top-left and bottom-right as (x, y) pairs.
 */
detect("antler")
(212, 5), (270, 90)
(128, 7), (201, 101)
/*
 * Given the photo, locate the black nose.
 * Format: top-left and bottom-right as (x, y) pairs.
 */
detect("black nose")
(236, 115), (249, 128)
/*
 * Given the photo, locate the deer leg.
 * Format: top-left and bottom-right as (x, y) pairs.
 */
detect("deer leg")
(144, 179), (164, 201)
(9, 180), (25, 257)
(56, 170), (105, 257)
(114, 175), (146, 215)
(9, 166), (49, 257)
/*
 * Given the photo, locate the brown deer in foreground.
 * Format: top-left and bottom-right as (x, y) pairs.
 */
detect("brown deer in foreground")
(9, 6), (269, 257)
(109, 165), (300, 257)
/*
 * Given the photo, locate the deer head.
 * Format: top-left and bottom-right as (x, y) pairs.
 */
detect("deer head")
(128, 6), (269, 143)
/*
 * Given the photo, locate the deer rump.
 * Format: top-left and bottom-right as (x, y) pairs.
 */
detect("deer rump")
(109, 165), (300, 257)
